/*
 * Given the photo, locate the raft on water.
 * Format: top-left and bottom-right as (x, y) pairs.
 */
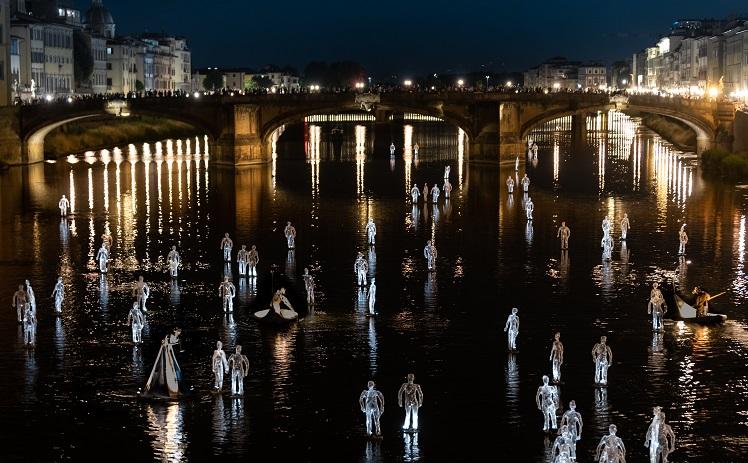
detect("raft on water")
(673, 293), (727, 325)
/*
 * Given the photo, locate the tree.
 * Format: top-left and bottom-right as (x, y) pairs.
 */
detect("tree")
(251, 75), (274, 90)
(73, 30), (94, 89)
(203, 69), (223, 91)
(135, 80), (145, 92)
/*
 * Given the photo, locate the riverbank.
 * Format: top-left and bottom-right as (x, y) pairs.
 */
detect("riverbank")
(45, 116), (200, 158)
(700, 148), (748, 182)
(625, 111), (696, 150)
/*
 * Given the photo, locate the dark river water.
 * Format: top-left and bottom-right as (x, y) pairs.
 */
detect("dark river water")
(1, 111), (748, 462)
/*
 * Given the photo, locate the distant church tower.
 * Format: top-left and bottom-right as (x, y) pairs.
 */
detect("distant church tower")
(84, 0), (115, 38)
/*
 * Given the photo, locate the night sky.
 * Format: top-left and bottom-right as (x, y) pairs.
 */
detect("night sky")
(79, 0), (744, 75)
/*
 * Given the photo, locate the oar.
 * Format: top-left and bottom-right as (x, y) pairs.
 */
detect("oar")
(708, 291), (727, 301)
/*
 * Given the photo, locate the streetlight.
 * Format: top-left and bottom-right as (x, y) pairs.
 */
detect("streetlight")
(368, 76), (372, 88)
(485, 75), (490, 90)
(404, 80), (412, 88)
(457, 79), (464, 88)
(506, 80), (513, 87)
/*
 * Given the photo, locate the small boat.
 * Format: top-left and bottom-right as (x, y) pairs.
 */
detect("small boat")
(673, 293), (727, 325)
(253, 290), (298, 326)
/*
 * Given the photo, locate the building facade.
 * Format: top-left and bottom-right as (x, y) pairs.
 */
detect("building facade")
(0, 0), (10, 106)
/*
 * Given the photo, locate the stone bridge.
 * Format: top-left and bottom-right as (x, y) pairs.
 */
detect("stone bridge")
(0, 92), (739, 166)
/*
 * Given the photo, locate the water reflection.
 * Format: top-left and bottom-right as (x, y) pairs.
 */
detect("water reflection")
(146, 403), (186, 462)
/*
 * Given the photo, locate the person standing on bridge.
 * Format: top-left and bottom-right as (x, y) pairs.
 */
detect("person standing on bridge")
(506, 176), (515, 194)
(521, 174), (530, 193)
(58, 195), (70, 217)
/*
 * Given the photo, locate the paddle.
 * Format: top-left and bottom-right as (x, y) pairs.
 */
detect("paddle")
(708, 291), (727, 301)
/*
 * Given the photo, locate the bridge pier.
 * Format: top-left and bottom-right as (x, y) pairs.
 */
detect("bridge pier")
(213, 104), (267, 167)
(0, 108), (23, 165)
(498, 103), (523, 163)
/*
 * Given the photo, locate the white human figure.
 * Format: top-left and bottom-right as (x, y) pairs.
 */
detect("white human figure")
(506, 176), (515, 194)
(561, 400), (584, 460)
(354, 252), (368, 286)
(423, 240), (437, 271)
(284, 222), (297, 249)
(552, 426), (574, 462)
(620, 213), (631, 240)
(592, 336), (613, 385)
(550, 332), (564, 383)
(133, 276), (150, 311)
(360, 381), (385, 436)
(12, 284), (27, 323)
(59, 195), (70, 216)
(532, 142), (539, 157)
(521, 174), (530, 193)
(228, 345), (250, 396)
(220, 233), (233, 262)
(648, 282), (667, 331)
(366, 218), (377, 245)
(678, 224), (688, 255)
(554, 442), (573, 463)
(51, 277), (64, 313)
(127, 302), (145, 343)
(101, 232), (112, 250)
(24, 279), (36, 313)
(22, 303), (36, 347)
(644, 406), (663, 463)
(602, 216), (611, 238)
(211, 340), (229, 391)
(247, 245), (259, 277)
(414, 143), (419, 156)
(422, 183), (429, 203)
(303, 268), (315, 305)
(96, 243), (109, 273)
(410, 184), (420, 203)
(167, 245), (180, 277)
(236, 245), (248, 276)
(444, 165), (450, 180)
(557, 222), (571, 250)
(219, 277), (236, 312)
(430, 184), (440, 204)
(515, 156), (519, 171)
(503, 307), (519, 351)
(398, 373), (424, 431)
(368, 279), (376, 315)
(390, 143), (396, 156)
(535, 375), (559, 431)
(595, 424), (626, 463)
(443, 181), (452, 199)
(655, 413), (676, 463)
(525, 197), (534, 221)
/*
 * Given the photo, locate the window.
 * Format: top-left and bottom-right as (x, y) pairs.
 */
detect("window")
(107, 78), (112, 87)
(107, 47), (113, 55)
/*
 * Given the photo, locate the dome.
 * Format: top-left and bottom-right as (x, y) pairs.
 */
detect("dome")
(84, 1), (115, 38)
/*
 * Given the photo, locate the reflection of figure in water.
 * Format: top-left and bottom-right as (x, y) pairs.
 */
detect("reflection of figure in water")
(592, 336), (613, 385)
(561, 400), (583, 460)
(23, 303), (36, 347)
(101, 231), (112, 250)
(127, 302), (145, 343)
(133, 276), (150, 311)
(96, 243), (110, 273)
(526, 220), (534, 244)
(247, 245), (259, 277)
(228, 345), (250, 396)
(398, 373), (424, 431)
(595, 424), (626, 463)
(422, 183), (429, 203)
(59, 195), (70, 216)
(13, 284), (28, 322)
(557, 222), (570, 249)
(423, 240), (437, 271)
(236, 245), (248, 276)
(51, 277), (64, 314)
(535, 375), (559, 431)
(368, 279), (376, 315)
(410, 184), (420, 203)
(220, 232), (233, 262)
(303, 268), (315, 305)
(553, 442), (573, 463)
(444, 165), (450, 180)
(521, 174), (530, 193)
(366, 218), (377, 245)
(167, 245), (180, 277)
(525, 197), (534, 221)
(219, 277), (236, 312)
(284, 221), (297, 249)
(620, 213), (630, 240)
(648, 283), (667, 331)
(360, 381), (385, 437)
(144, 328), (183, 398)
(550, 332), (564, 383)
(678, 224), (687, 255)
(443, 181), (452, 199)
(503, 307), (519, 351)
(355, 252), (369, 286)
(506, 175), (515, 194)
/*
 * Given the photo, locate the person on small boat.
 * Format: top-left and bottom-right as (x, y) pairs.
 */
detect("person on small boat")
(506, 176), (515, 194)
(144, 328), (183, 398)
(219, 277), (236, 313)
(167, 245), (180, 277)
(211, 341), (229, 391)
(550, 332), (564, 383)
(359, 380), (385, 437)
(366, 218), (377, 245)
(354, 252), (369, 286)
(228, 345), (249, 396)
(692, 286), (711, 317)
(595, 424), (626, 463)
(503, 307), (519, 351)
(410, 184), (420, 203)
(220, 233), (234, 262)
(303, 268), (315, 305)
(236, 245), (248, 276)
(592, 336), (613, 386)
(536, 375), (559, 432)
(557, 222), (571, 250)
(620, 213), (631, 240)
(678, 224), (688, 255)
(284, 222), (297, 249)
(273, 288), (298, 316)
(127, 302), (145, 344)
(648, 283), (667, 331)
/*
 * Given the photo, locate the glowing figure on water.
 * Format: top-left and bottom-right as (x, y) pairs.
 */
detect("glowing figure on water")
(592, 336), (613, 386)
(550, 332), (564, 383)
(247, 245), (259, 277)
(51, 277), (64, 314)
(303, 268), (315, 305)
(552, 425), (574, 462)
(595, 424), (626, 463)
(101, 231), (112, 250)
(443, 181), (452, 199)
(211, 340), (229, 391)
(398, 373), (423, 432)
(219, 277), (236, 312)
(525, 197), (534, 221)
(503, 307), (519, 351)
(535, 375), (559, 431)
(423, 240), (437, 271)
(355, 252), (369, 286)
(557, 222), (571, 250)
(390, 142), (396, 157)
(133, 276), (150, 312)
(678, 224), (688, 255)
(521, 174), (530, 193)
(58, 195), (70, 216)
(430, 184), (440, 203)
(24, 279), (36, 313)
(561, 400), (583, 460)
(12, 284), (27, 323)
(620, 213), (631, 240)
(96, 243), (110, 273)
(444, 165), (450, 180)
(515, 156), (520, 171)
(236, 245), (248, 276)
(127, 302), (145, 343)
(228, 345), (249, 396)
(167, 245), (181, 277)
(23, 303), (36, 347)
(507, 176), (515, 194)
(359, 381), (385, 437)
(601, 234), (614, 261)
(553, 442), (573, 463)
(414, 143), (419, 156)
(410, 184), (420, 203)
(368, 278), (376, 315)
(422, 183), (429, 203)
(220, 233), (233, 262)
(366, 218), (377, 245)
(602, 216), (611, 238)
(284, 222), (297, 249)
(648, 282), (667, 331)
(644, 408), (675, 463)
